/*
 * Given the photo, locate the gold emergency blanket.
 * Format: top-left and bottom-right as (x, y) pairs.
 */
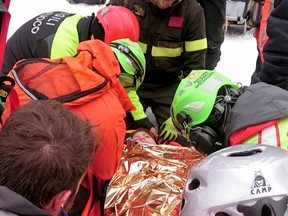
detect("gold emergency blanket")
(104, 144), (204, 215)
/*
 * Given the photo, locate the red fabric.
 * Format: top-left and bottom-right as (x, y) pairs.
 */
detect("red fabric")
(229, 119), (281, 145)
(168, 141), (182, 147)
(168, 16), (183, 28)
(0, 0), (11, 71)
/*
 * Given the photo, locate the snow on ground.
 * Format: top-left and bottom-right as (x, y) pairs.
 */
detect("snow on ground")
(216, 26), (258, 86)
(7, 0), (258, 86)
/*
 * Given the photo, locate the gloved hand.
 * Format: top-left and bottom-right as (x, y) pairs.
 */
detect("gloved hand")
(136, 117), (154, 129)
(158, 117), (178, 143)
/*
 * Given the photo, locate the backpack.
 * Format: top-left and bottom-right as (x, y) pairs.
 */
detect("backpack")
(6, 39), (134, 114)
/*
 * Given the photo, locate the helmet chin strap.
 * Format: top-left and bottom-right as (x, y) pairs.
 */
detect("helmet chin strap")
(220, 87), (247, 133)
(213, 86), (245, 135)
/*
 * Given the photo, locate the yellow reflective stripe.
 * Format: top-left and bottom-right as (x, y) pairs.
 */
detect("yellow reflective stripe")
(139, 38), (207, 57)
(185, 38), (207, 52)
(152, 46), (182, 57)
(138, 42), (147, 54)
(51, 14), (83, 59)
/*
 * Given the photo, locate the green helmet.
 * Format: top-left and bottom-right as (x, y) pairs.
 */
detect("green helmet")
(171, 70), (239, 133)
(109, 38), (145, 89)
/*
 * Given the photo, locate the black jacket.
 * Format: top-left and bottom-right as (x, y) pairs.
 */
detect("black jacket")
(0, 186), (49, 215)
(251, 0), (288, 90)
(110, 0), (207, 85)
(1, 11), (93, 75)
(225, 82), (288, 145)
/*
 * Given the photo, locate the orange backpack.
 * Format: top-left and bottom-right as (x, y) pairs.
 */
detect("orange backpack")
(6, 39), (134, 114)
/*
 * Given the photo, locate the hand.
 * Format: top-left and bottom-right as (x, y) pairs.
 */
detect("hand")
(158, 117), (178, 143)
(149, 127), (158, 138)
(137, 117), (155, 130)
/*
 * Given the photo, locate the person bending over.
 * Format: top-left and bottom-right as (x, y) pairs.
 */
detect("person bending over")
(0, 100), (96, 216)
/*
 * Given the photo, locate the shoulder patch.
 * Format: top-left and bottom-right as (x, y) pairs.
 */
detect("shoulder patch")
(168, 16), (183, 28)
(132, 3), (145, 17)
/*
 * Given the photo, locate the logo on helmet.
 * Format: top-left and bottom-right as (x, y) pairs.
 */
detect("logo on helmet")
(192, 70), (214, 88)
(132, 3), (145, 17)
(116, 44), (130, 54)
(250, 171), (272, 195)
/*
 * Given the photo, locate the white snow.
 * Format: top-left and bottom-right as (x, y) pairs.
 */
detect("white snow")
(7, 0), (258, 86)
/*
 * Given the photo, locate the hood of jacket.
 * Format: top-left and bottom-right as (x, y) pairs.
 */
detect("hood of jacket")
(0, 186), (49, 216)
(225, 82), (288, 144)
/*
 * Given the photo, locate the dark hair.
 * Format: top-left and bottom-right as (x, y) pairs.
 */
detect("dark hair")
(128, 128), (156, 141)
(0, 100), (96, 207)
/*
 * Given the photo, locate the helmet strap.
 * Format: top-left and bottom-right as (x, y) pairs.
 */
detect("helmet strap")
(207, 86), (244, 135)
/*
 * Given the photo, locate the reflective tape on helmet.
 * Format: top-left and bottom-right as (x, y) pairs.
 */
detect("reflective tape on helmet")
(138, 42), (147, 54)
(185, 38), (207, 52)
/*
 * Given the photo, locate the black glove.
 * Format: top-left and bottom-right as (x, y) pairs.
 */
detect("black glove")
(136, 117), (154, 130)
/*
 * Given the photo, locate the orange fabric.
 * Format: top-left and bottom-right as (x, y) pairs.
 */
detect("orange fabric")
(70, 92), (126, 180)
(76, 41), (135, 112)
(3, 39), (133, 216)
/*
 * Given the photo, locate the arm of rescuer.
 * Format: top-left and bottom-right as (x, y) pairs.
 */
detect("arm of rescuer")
(128, 89), (158, 137)
(181, 0), (207, 77)
(256, 1), (288, 90)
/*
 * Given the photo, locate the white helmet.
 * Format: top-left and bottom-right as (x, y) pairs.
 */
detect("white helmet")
(180, 144), (288, 216)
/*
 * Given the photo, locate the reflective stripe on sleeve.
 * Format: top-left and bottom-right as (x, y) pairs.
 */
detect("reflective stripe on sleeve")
(151, 46), (182, 57)
(138, 38), (207, 57)
(185, 38), (207, 52)
(138, 41), (147, 54)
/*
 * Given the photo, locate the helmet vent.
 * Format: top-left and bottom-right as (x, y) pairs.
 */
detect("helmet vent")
(180, 199), (186, 211)
(188, 178), (200, 190)
(227, 148), (262, 157)
(215, 212), (230, 216)
(261, 204), (272, 216)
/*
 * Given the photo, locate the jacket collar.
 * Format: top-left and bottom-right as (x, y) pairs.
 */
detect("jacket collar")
(0, 186), (49, 215)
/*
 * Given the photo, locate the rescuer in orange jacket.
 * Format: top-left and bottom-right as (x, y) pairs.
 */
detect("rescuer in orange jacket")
(2, 40), (135, 216)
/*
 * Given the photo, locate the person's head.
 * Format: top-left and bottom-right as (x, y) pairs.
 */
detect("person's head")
(0, 100), (96, 215)
(91, 5), (140, 43)
(180, 144), (288, 216)
(171, 70), (242, 155)
(110, 38), (145, 91)
(150, 0), (182, 9)
(128, 128), (157, 145)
